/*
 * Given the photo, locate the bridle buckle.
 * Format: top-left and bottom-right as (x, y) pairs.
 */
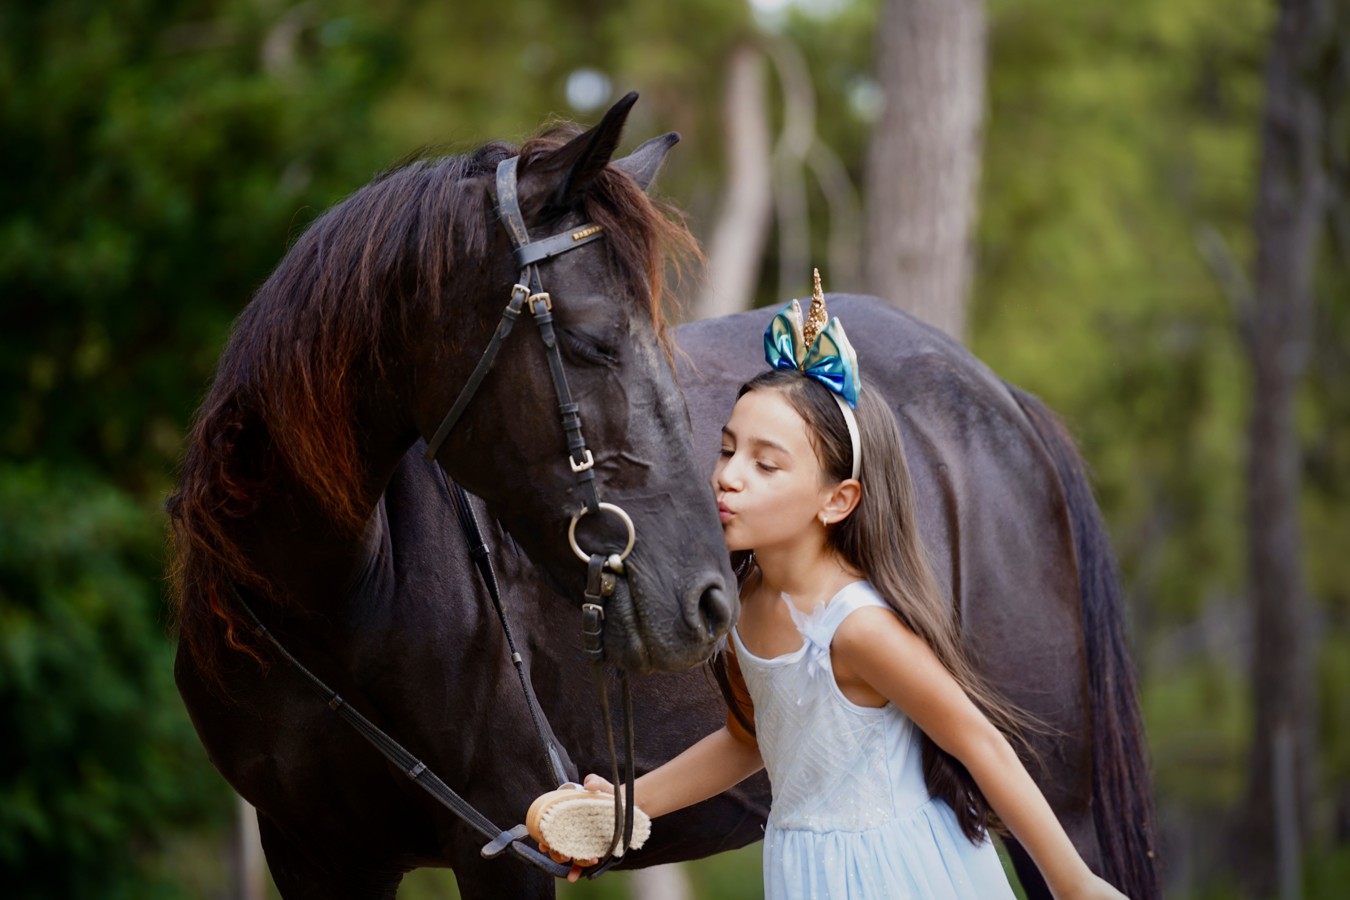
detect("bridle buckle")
(569, 449), (595, 473)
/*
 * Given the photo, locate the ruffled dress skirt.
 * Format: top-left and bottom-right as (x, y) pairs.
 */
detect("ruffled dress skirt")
(763, 797), (1013, 899)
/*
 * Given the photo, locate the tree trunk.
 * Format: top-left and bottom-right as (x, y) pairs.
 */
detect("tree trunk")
(1238, 0), (1330, 895)
(628, 863), (694, 900)
(863, 0), (986, 342)
(234, 797), (266, 900)
(694, 42), (773, 321)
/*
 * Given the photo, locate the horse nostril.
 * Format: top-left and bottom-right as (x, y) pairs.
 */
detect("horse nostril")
(690, 581), (734, 640)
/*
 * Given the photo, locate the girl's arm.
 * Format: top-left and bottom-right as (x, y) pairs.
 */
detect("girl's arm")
(835, 608), (1128, 900)
(588, 725), (764, 818)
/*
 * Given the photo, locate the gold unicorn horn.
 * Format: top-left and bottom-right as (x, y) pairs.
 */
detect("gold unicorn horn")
(802, 268), (829, 347)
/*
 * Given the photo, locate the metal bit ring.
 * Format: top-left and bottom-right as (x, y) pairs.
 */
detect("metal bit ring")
(568, 502), (635, 568)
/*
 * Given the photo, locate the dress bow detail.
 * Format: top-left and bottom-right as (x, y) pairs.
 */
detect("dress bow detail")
(781, 594), (833, 680)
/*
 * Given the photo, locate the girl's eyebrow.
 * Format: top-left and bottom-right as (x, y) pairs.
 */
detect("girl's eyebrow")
(722, 426), (790, 456)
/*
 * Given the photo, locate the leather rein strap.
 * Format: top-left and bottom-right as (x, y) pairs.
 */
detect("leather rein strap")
(440, 469), (570, 790)
(233, 583), (571, 878)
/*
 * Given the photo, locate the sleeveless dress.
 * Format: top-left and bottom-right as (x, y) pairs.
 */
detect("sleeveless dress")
(730, 581), (1016, 899)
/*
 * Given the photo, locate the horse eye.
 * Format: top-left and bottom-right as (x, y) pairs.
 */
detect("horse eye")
(561, 331), (617, 365)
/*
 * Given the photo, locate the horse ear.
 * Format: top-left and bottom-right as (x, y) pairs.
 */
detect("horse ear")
(534, 91), (639, 206)
(613, 132), (680, 192)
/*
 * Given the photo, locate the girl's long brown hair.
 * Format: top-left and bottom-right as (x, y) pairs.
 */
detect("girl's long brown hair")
(716, 368), (1037, 842)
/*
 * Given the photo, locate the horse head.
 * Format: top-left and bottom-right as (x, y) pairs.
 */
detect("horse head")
(413, 94), (735, 673)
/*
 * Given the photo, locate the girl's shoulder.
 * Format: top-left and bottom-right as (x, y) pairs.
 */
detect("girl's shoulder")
(828, 582), (916, 650)
(829, 580), (893, 619)
(808, 581), (896, 644)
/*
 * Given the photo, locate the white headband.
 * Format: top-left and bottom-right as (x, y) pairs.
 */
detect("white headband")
(831, 392), (861, 481)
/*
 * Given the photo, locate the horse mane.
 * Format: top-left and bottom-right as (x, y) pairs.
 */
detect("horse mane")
(166, 128), (698, 677)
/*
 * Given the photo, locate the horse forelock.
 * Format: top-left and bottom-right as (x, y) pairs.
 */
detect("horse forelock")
(168, 129), (696, 679)
(516, 128), (700, 351)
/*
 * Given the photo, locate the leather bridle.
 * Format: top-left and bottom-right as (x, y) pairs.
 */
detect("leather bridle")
(239, 155), (643, 881)
(422, 154), (640, 666)
(422, 153), (640, 874)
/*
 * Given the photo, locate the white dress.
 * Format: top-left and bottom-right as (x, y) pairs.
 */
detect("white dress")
(731, 581), (1017, 899)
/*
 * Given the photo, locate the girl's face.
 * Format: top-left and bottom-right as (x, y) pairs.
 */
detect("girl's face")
(713, 388), (834, 554)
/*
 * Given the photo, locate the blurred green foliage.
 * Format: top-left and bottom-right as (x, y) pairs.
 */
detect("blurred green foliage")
(1, 0), (1346, 896)
(976, 0), (1270, 620)
(1, 1), (400, 895)
(0, 464), (228, 896)
(385, 845), (765, 900)
(0, 0), (400, 484)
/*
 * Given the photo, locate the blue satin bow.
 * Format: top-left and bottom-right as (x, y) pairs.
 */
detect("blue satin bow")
(763, 299), (861, 408)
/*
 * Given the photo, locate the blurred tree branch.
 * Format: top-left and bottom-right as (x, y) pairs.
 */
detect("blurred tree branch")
(1237, 0), (1335, 895)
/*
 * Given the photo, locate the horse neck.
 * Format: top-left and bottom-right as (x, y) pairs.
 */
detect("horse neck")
(235, 360), (418, 616)
(243, 259), (522, 615)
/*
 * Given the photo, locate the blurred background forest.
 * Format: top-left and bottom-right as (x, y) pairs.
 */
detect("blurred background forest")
(2, 0), (1347, 897)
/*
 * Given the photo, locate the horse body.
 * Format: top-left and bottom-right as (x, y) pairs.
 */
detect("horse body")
(171, 99), (1158, 898)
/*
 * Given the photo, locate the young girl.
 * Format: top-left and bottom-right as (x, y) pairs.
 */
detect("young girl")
(533, 274), (1129, 899)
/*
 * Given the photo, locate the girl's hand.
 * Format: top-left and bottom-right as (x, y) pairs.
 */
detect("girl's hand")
(538, 773), (613, 883)
(582, 773), (615, 794)
(536, 839), (598, 884)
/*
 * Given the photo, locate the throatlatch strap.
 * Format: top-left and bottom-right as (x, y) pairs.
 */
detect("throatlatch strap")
(440, 469), (571, 787)
(423, 286), (528, 461)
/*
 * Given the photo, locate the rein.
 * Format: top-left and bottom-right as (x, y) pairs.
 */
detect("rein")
(234, 581), (571, 878)
(240, 154), (643, 881)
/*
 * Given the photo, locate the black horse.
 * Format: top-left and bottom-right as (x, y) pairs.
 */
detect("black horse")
(168, 96), (1161, 898)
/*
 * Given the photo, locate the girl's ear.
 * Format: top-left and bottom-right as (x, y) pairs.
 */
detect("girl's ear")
(820, 479), (861, 526)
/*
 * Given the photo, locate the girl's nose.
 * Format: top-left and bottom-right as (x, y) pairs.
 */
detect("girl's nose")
(714, 458), (742, 492)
